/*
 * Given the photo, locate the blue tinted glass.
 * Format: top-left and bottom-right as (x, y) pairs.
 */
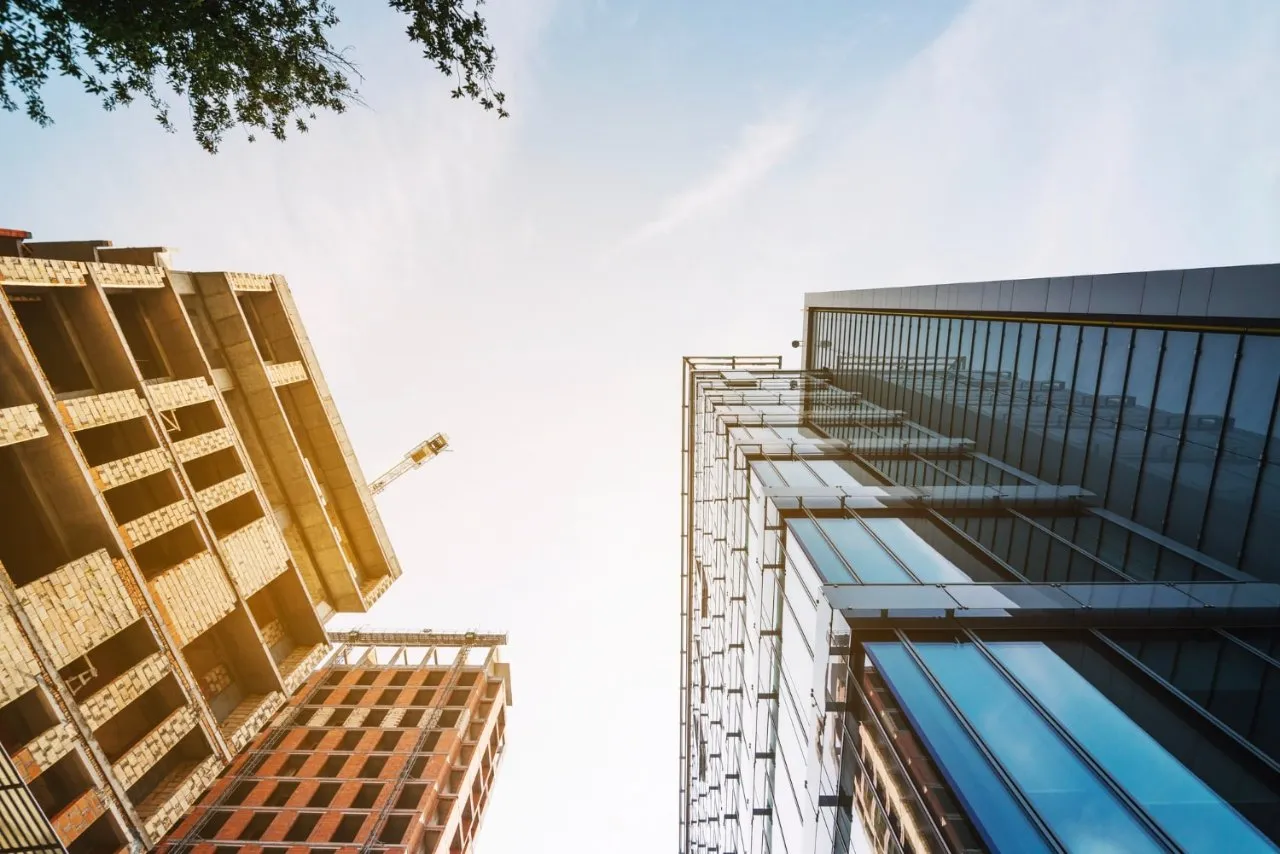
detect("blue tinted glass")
(819, 519), (914, 583)
(860, 518), (971, 582)
(865, 643), (1051, 853)
(787, 519), (856, 584)
(916, 643), (1164, 853)
(992, 642), (1275, 853)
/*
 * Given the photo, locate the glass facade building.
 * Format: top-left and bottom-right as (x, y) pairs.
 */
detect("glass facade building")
(679, 266), (1280, 854)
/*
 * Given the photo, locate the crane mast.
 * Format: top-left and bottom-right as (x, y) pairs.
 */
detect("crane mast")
(369, 432), (449, 495)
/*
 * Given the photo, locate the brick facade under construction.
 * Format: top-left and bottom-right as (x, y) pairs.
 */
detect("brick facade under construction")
(158, 632), (511, 854)
(0, 232), (401, 851)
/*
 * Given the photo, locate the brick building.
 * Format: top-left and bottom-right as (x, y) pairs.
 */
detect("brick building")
(0, 232), (402, 851)
(158, 631), (511, 854)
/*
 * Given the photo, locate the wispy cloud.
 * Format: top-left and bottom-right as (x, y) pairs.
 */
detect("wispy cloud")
(620, 105), (811, 248)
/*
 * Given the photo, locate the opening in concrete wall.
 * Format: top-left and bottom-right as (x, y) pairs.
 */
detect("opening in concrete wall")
(206, 492), (263, 539)
(103, 469), (183, 527)
(66, 812), (127, 854)
(9, 293), (95, 395)
(265, 780), (298, 807)
(95, 674), (185, 762)
(179, 295), (225, 371)
(237, 292), (301, 365)
(283, 811), (318, 842)
(165, 400), (224, 443)
(131, 522), (205, 579)
(330, 813), (364, 844)
(124, 727), (212, 809)
(352, 783), (381, 809)
(107, 293), (173, 382)
(73, 417), (158, 468)
(0, 687), (58, 752)
(0, 442), (71, 583)
(60, 619), (157, 701)
(27, 750), (94, 822)
(182, 447), (244, 492)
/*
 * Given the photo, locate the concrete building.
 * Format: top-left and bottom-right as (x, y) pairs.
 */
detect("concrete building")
(680, 265), (1280, 853)
(158, 631), (511, 854)
(0, 232), (401, 851)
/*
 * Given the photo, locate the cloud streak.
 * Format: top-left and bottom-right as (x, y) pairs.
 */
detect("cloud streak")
(620, 106), (810, 247)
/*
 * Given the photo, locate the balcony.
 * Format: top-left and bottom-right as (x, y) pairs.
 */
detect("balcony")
(147, 553), (235, 646)
(0, 404), (47, 448)
(219, 516), (290, 598)
(195, 473), (253, 512)
(15, 550), (138, 669)
(11, 722), (77, 783)
(171, 427), (234, 462)
(78, 652), (169, 731)
(112, 705), (197, 789)
(55, 390), (146, 432)
(90, 447), (171, 490)
(86, 262), (165, 289)
(49, 787), (108, 848)
(142, 377), (214, 412)
(218, 691), (284, 753)
(361, 574), (394, 608)
(227, 272), (273, 292)
(279, 644), (327, 694)
(0, 256), (87, 287)
(0, 606), (40, 704)
(118, 499), (196, 548)
(136, 754), (220, 842)
(265, 360), (307, 387)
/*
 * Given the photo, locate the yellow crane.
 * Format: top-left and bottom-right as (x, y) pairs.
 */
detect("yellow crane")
(369, 432), (450, 496)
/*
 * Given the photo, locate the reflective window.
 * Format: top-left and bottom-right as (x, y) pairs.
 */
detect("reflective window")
(860, 518), (971, 582)
(866, 643), (1051, 853)
(818, 519), (914, 583)
(915, 643), (1164, 853)
(810, 308), (1280, 581)
(991, 641), (1275, 852)
(787, 519), (856, 584)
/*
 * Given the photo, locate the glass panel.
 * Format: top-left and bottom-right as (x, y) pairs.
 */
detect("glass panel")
(916, 642), (1164, 853)
(864, 643), (1051, 853)
(787, 519), (857, 584)
(807, 460), (865, 491)
(860, 518), (971, 582)
(751, 461), (785, 490)
(770, 460), (823, 488)
(1228, 335), (1280, 460)
(992, 641), (1275, 853)
(819, 519), (914, 583)
(1136, 331), (1198, 529)
(1110, 329), (1163, 516)
(1083, 327), (1131, 497)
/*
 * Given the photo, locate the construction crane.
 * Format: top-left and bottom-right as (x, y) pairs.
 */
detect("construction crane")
(368, 432), (449, 496)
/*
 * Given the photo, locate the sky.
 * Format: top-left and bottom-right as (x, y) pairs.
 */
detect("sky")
(3, 1), (1279, 850)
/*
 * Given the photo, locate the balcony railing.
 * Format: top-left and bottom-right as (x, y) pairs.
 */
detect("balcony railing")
(148, 553), (235, 646)
(119, 499), (195, 548)
(112, 706), (197, 789)
(15, 550), (138, 669)
(219, 517), (290, 597)
(218, 692), (284, 753)
(0, 404), (47, 448)
(91, 447), (171, 490)
(142, 377), (214, 412)
(79, 652), (170, 730)
(279, 643), (327, 694)
(136, 754), (221, 843)
(55, 390), (146, 432)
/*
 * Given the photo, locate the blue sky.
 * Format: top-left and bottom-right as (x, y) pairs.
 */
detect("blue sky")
(2, 1), (1278, 851)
